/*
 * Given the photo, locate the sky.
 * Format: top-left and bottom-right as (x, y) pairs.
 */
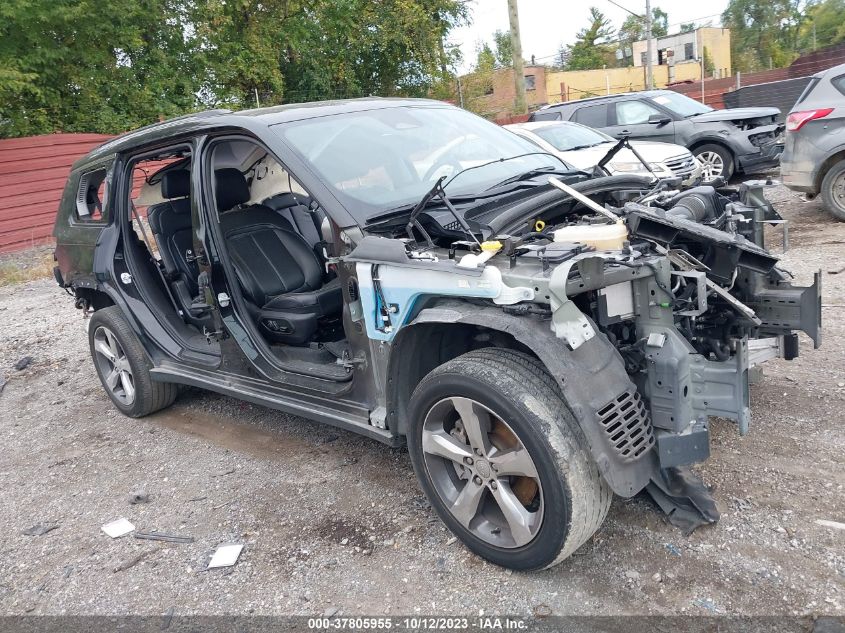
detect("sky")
(448, 0), (731, 72)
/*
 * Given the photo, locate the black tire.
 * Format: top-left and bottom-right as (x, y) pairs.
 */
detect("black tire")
(693, 143), (735, 182)
(407, 348), (611, 570)
(87, 306), (179, 417)
(820, 159), (845, 221)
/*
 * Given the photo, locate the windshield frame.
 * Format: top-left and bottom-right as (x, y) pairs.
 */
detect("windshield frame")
(271, 104), (573, 226)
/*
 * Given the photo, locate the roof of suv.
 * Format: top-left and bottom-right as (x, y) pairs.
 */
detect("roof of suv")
(80, 97), (452, 165)
(537, 89), (672, 111)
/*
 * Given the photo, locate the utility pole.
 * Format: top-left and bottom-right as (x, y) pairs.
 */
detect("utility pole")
(507, 0), (527, 115)
(645, 0), (654, 89)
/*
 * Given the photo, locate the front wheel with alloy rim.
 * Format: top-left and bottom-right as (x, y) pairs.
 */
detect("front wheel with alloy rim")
(693, 143), (734, 183)
(407, 348), (612, 570)
(88, 306), (179, 417)
(820, 159), (845, 221)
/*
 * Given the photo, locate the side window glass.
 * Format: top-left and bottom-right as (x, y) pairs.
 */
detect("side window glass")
(615, 100), (661, 125)
(75, 167), (110, 222)
(573, 105), (608, 128)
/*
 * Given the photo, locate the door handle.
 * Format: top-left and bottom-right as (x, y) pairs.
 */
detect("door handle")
(616, 130), (630, 137)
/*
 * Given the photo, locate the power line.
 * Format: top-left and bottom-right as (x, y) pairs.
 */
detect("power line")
(606, 0), (642, 18)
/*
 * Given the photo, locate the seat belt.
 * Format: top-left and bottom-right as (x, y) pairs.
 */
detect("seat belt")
(129, 201), (185, 317)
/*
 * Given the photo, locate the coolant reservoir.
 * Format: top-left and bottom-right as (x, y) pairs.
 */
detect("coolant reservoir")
(552, 221), (628, 251)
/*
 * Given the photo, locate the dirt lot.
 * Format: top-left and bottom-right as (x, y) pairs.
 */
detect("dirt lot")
(0, 184), (843, 617)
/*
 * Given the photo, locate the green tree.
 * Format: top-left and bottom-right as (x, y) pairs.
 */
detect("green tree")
(703, 46), (716, 75)
(461, 40), (498, 117)
(797, 0), (845, 51)
(0, 0), (467, 137)
(492, 29), (514, 68)
(0, 0), (202, 137)
(616, 7), (668, 66)
(564, 7), (616, 71)
(680, 22), (697, 33)
(722, 0), (803, 72)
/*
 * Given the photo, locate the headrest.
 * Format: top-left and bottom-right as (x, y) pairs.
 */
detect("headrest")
(215, 168), (251, 211)
(161, 169), (190, 199)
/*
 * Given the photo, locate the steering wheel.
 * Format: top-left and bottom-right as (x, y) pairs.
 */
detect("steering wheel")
(423, 160), (463, 183)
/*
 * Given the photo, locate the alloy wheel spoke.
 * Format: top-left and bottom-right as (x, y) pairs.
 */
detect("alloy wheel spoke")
(105, 368), (121, 390)
(94, 339), (116, 362)
(104, 330), (120, 359)
(450, 479), (486, 528)
(490, 447), (538, 479)
(450, 397), (489, 455)
(119, 371), (135, 401)
(422, 429), (472, 465)
(491, 481), (535, 547)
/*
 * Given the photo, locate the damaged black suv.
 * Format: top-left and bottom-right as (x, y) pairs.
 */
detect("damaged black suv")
(53, 99), (821, 570)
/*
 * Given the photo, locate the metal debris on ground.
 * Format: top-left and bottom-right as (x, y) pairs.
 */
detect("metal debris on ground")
(207, 543), (243, 569)
(133, 531), (194, 544)
(101, 518), (135, 538)
(815, 519), (845, 531)
(128, 491), (150, 505)
(22, 522), (59, 536)
(14, 356), (32, 371)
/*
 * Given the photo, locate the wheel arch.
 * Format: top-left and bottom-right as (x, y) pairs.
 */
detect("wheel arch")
(814, 149), (845, 192)
(688, 137), (735, 158)
(386, 300), (658, 497)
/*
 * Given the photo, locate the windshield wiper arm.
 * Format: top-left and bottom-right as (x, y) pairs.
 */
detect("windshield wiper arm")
(406, 176), (481, 248)
(486, 165), (561, 190)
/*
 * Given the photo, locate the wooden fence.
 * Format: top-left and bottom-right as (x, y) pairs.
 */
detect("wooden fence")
(0, 133), (113, 252)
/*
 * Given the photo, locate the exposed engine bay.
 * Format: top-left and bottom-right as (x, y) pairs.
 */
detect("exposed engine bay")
(349, 174), (822, 530)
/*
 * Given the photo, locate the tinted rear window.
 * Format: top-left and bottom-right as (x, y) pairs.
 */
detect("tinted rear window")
(572, 104), (608, 128)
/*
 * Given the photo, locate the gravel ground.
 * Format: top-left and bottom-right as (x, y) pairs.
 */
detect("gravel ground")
(0, 184), (843, 617)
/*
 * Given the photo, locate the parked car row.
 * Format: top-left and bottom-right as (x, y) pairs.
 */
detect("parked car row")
(515, 63), (845, 222)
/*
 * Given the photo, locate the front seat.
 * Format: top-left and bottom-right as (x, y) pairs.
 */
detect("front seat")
(215, 168), (342, 345)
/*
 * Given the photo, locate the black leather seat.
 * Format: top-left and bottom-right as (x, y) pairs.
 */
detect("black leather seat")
(263, 192), (323, 247)
(215, 168), (342, 345)
(148, 170), (205, 325)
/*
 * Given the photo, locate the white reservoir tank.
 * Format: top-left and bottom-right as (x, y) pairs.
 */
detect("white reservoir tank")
(552, 220), (628, 251)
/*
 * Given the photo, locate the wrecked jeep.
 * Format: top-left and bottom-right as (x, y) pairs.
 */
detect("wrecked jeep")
(53, 99), (821, 570)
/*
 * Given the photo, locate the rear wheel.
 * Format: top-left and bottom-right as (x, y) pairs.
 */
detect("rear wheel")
(407, 348), (611, 570)
(820, 159), (845, 221)
(693, 143), (734, 183)
(88, 306), (179, 417)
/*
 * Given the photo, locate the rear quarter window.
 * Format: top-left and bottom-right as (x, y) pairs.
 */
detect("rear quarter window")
(830, 75), (845, 98)
(74, 166), (111, 223)
(572, 104), (609, 128)
(795, 77), (821, 105)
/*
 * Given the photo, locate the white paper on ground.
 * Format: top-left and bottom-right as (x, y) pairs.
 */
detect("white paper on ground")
(207, 543), (243, 568)
(101, 518), (135, 538)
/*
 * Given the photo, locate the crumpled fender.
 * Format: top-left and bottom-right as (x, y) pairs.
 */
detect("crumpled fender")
(405, 300), (657, 497)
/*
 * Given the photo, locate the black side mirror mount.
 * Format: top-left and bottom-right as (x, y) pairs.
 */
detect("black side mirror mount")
(648, 114), (671, 126)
